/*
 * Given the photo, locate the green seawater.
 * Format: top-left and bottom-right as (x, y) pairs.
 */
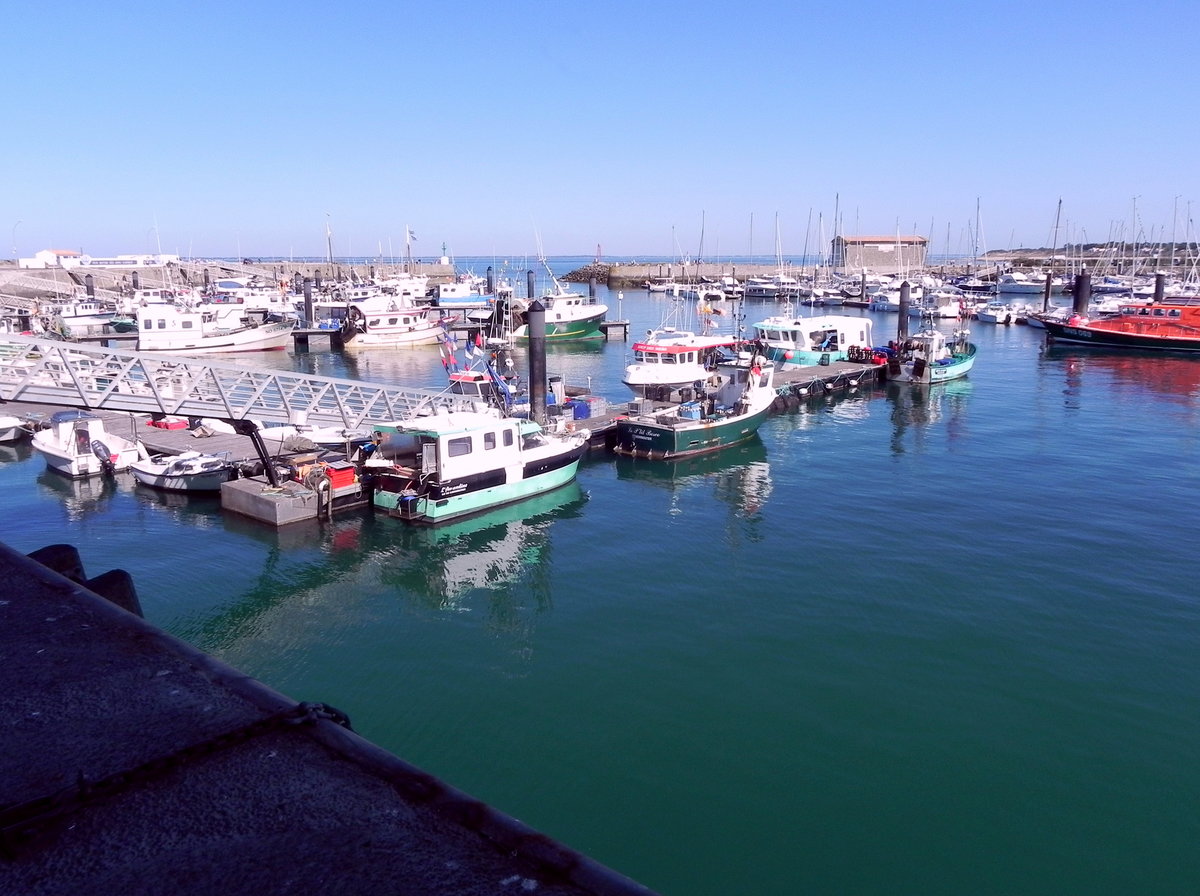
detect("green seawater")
(2, 265), (1198, 895)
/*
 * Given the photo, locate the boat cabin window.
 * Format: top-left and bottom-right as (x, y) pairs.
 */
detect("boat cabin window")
(447, 436), (472, 457)
(662, 354), (676, 364)
(503, 430), (514, 447)
(1169, 309), (1182, 317)
(1153, 308), (1165, 317)
(484, 431), (497, 450)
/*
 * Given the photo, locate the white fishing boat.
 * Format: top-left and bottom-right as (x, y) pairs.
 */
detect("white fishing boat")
(136, 299), (295, 354)
(129, 450), (237, 493)
(886, 319), (977, 385)
(47, 298), (118, 331)
(31, 410), (143, 478)
(342, 293), (449, 348)
(368, 410), (589, 525)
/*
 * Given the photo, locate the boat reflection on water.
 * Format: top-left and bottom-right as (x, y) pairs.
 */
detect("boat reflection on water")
(377, 480), (588, 611)
(614, 437), (773, 518)
(884, 378), (974, 455)
(0, 439), (34, 465)
(36, 468), (129, 520)
(1044, 345), (1200, 408)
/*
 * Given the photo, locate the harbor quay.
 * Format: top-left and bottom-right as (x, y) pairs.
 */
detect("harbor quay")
(0, 538), (658, 896)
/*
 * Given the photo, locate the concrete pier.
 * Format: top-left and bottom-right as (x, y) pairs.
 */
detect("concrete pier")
(0, 539), (658, 896)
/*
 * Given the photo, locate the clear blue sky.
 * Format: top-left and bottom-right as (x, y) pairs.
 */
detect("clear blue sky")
(3, 0), (1196, 260)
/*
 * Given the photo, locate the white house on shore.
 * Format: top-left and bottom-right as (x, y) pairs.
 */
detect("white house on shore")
(19, 250), (179, 270)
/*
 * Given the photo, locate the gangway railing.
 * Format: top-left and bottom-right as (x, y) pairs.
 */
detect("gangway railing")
(0, 334), (477, 427)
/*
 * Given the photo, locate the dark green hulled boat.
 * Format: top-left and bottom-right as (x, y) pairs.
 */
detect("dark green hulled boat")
(613, 358), (776, 460)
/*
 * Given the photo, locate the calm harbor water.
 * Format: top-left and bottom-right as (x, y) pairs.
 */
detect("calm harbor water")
(3, 262), (1198, 895)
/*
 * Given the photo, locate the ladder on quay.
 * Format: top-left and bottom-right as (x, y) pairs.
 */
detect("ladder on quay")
(0, 333), (478, 428)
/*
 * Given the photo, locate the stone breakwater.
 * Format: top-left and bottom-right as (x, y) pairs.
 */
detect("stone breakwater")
(0, 260), (456, 302)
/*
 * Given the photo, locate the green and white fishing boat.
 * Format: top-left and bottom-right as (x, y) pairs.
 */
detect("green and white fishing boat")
(886, 317), (977, 385)
(613, 355), (777, 460)
(367, 410), (589, 525)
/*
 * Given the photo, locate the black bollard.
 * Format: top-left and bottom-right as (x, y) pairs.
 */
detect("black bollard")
(1073, 270), (1092, 315)
(486, 265), (494, 296)
(85, 274), (95, 298)
(897, 281), (911, 343)
(527, 269), (536, 300)
(303, 278), (314, 327)
(527, 300), (547, 425)
(1154, 272), (1165, 303)
(1042, 273), (1053, 313)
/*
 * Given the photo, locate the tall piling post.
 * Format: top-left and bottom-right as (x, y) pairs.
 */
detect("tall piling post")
(589, 275), (596, 300)
(303, 278), (314, 328)
(897, 281), (911, 343)
(85, 274), (95, 298)
(1042, 273), (1053, 313)
(130, 271), (139, 292)
(527, 269), (536, 301)
(486, 265), (494, 296)
(527, 301), (547, 425)
(1154, 272), (1166, 303)
(1073, 269), (1092, 315)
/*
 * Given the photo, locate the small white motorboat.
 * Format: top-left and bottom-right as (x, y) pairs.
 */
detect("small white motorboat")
(129, 450), (238, 493)
(31, 410), (143, 478)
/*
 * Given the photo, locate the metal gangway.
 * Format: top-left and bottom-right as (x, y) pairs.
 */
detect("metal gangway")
(0, 334), (480, 428)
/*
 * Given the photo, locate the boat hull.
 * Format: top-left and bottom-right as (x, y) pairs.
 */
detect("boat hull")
(1042, 319), (1200, 352)
(129, 457), (236, 493)
(137, 321), (295, 354)
(613, 403), (773, 460)
(513, 309), (607, 341)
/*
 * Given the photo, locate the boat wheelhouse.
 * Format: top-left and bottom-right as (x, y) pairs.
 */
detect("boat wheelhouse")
(750, 314), (874, 366)
(621, 328), (737, 400)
